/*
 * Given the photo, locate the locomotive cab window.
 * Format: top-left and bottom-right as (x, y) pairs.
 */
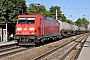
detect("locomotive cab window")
(18, 18), (27, 24)
(27, 18), (35, 24)
(18, 17), (35, 24)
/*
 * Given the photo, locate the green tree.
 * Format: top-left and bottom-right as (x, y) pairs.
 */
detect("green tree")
(27, 4), (49, 16)
(60, 14), (67, 22)
(0, 0), (7, 22)
(49, 6), (61, 19)
(75, 18), (82, 27)
(81, 18), (89, 28)
(75, 18), (89, 28)
(48, 6), (67, 22)
(0, 0), (27, 23)
(66, 19), (74, 24)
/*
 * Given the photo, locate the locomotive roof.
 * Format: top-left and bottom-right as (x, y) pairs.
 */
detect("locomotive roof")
(18, 14), (41, 16)
(18, 14), (58, 22)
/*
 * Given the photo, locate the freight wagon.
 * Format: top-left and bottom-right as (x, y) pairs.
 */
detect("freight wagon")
(15, 14), (89, 46)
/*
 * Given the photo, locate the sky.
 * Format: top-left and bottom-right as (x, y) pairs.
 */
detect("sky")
(26, 0), (90, 27)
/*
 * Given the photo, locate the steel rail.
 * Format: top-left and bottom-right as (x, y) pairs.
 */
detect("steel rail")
(0, 46), (21, 52)
(58, 34), (89, 60)
(34, 34), (88, 60)
(0, 46), (35, 58)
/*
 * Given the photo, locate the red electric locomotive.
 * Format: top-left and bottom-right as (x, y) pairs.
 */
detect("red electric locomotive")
(15, 14), (60, 45)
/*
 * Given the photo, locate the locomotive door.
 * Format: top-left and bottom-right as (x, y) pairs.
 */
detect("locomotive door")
(40, 18), (44, 36)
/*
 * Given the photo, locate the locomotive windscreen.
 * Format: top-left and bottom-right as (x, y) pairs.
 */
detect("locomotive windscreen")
(18, 17), (35, 24)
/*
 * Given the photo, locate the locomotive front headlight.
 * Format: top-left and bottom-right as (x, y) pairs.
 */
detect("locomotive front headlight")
(17, 28), (22, 31)
(29, 27), (35, 30)
(30, 32), (34, 34)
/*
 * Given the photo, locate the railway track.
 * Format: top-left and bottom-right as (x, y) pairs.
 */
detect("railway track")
(34, 33), (89, 60)
(0, 33), (89, 60)
(0, 45), (34, 58)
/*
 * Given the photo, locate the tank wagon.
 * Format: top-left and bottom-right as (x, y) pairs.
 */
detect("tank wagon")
(15, 14), (60, 45)
(57, 20), (86, 36)
(73, 25), (79, 34)
(57, 20), (76, 36)
(57, 20), (70, 36)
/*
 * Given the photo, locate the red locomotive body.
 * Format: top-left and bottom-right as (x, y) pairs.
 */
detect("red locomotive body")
(15, 14), (60, 45)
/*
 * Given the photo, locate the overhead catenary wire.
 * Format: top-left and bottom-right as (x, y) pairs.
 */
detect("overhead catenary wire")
(73, 0), (83, 16)
(84, 0), (90, 19)
(41, 0), (51, 9)
(86, 0), (90, 5)
(67, 0), (82, 17)
(72, 0), (89, 20)
(26, 0), (90, 21)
